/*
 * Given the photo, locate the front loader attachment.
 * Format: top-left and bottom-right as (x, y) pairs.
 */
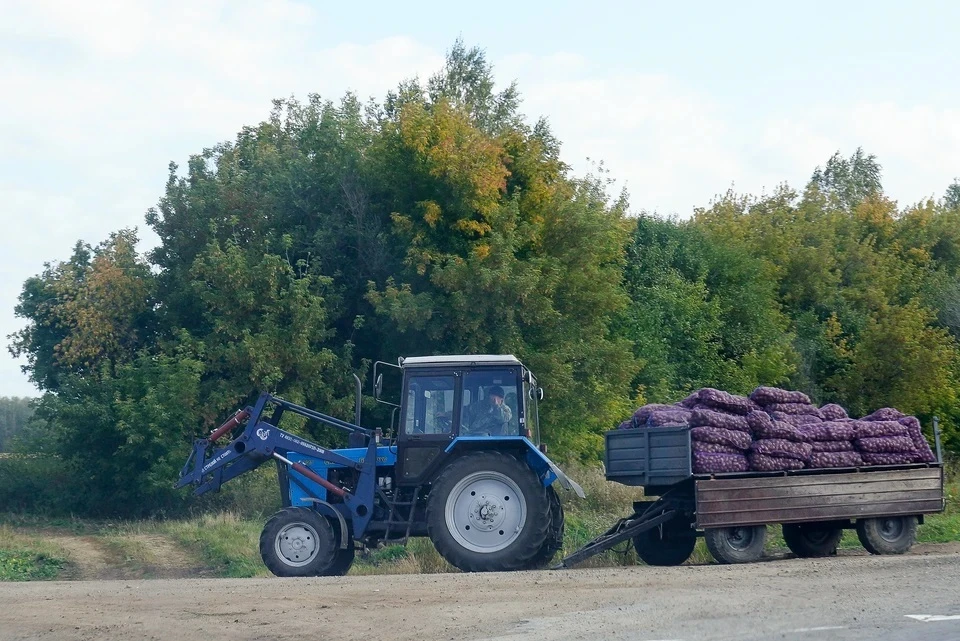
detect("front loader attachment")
(177, 392), (379, 540)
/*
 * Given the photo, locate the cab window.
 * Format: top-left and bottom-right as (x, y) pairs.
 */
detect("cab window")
(403, 375), (455, 435)
(461, 369), (520, 436)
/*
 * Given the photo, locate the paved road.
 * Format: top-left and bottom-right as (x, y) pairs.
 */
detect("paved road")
(1, 551), (959, 641)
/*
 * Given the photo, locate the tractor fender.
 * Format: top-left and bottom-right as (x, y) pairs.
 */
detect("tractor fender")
(444, 436), (585, 498)
(301, 498), (350, 549)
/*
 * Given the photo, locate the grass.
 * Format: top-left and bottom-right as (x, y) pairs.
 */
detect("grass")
(157, 512), (270, 578)
(1, 461), (958, 580)
(0, 525), (66, 581)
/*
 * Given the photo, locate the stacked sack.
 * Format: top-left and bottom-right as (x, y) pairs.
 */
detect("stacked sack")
(618, 386), (938, 474)
(854, 408), (937, 465)
(678, 388), (756, 473)
(801, 405), (863, 469)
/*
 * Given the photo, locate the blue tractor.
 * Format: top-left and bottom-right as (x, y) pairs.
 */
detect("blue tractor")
(177, 355), (584, 576)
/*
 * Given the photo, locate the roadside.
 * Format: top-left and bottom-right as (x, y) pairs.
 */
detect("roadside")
(2, 551), (960, 641)
(2, 462), (956, 581)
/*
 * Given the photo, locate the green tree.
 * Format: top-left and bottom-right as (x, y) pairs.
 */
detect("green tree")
(0, 397), (35, 452)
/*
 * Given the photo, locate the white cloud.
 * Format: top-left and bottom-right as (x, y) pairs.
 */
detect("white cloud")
(2, 2), (958, 397)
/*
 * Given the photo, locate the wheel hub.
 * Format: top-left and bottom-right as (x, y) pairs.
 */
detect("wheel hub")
(470, 496), (506, 531)
(445, 471), (528, 553)
(727, 527), (754, 550)
(879, 518), (904, 541)
(276, 523), (319, 567)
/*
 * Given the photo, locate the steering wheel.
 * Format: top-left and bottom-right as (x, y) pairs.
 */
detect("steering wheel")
(434, 414), (453, 432)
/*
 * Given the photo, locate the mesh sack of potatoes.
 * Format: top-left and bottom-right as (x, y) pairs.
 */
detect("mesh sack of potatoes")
(692, 451), (750, 473)
(688, 408), (752, 433)
(749, 386), (811, 406)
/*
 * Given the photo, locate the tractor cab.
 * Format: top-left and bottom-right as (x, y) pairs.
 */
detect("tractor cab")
(375, 355), (542, 483)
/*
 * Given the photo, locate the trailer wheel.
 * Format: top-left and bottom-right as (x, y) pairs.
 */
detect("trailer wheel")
(259, 507), (337, 577)
(633, 520), (697, 566)
(318, 518), (355, 576)
(782, 523), (842, 558)
(524, 485), (565, 569)
(705, 525), (767, 564)
(426, 452), (550, 572)
(856, 516), (917, 555)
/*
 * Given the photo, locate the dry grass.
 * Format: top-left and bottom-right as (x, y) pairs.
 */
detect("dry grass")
(2, 461), (958, 579)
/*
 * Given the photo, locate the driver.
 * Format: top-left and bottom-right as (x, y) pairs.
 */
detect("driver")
(463, 385), (512, 435)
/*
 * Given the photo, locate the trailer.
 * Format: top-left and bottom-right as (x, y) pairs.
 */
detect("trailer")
(556, 421), (945, 568)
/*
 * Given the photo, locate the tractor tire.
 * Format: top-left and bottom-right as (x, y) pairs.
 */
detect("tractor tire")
(524, 485), (565, 569)
(856, 516), (917, 555)
(705, 525), (767, 564)
(426, 451), (550, 572)
(782, 523), (842, 558)
(319, 517), (356, 576)
(259, 507), (337, 577)
(633, 519), (697, 566)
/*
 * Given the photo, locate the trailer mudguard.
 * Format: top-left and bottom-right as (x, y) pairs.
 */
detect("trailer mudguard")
(444, 436), (585, 498)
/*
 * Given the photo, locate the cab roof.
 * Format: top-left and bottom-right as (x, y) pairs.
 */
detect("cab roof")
(400, 354), (523, 368)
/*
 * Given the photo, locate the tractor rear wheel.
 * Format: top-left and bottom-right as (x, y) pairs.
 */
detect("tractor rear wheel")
(524, 485), (565, 569)
(427, 452), (550, 572)
(259, 507), (337, 577)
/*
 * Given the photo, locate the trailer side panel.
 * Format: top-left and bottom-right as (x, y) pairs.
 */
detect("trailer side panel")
(694, 467), (944, 528)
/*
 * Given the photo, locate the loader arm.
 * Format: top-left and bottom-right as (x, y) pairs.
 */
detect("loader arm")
(176, 392), (379, 538)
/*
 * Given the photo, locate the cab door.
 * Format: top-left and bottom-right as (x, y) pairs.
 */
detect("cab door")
(395, 370), (458, 484)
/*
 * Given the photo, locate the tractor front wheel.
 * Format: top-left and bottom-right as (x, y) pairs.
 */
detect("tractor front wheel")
(319, 517), (356, 576)
(427, 452), (550, 572)
(259, 507), (337, 577)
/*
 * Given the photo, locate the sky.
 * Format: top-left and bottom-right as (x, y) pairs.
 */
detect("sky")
(2, 0), (960, 397)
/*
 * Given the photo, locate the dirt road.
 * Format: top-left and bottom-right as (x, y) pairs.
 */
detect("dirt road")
(3, 548), (960, 641)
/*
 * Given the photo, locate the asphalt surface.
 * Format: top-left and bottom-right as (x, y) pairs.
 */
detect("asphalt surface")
(1, 550), (959, 641)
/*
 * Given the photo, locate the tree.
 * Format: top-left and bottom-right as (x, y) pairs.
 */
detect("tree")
(944, 179), (960, 210)
(808, 148), (883, 211)
(0, 397), (35, 452)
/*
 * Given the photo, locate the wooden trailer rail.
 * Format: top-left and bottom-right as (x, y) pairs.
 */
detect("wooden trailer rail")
(694, 467), (944, 529)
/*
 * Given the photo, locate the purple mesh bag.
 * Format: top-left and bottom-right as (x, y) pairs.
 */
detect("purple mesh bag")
(799, 421), (857, 442)
(749, 387), (811, 406)
(861, 407), (905, 422)
(770, 412), (823, 426)
(692, 452), (750, 474)
(819, 404), (849, 421)
(856, 436), (916, 454)
(677, 391), (701, 409)
(861, 452), (917, 466)
(898, 417), (937, 463)
(645, 408), (693, 427)
(854, 420), (907, 438)
(689, 409), (751, 433)
(692, 441), (744, 455)
(810, 451), (863, 468)
(690, 426), (753, 450)
(749, 452), (806, 472)
(763, 403), (824, 418)
(618, 420), (634, 430)
(633, 404), (678, 424)
(811, 440), (856, 453)
(751, 439), (813, 461)
(748, 414), (811, 443)
(697, 388), (760, 415)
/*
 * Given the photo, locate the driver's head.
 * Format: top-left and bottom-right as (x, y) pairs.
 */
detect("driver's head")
(488, 386), (505, 402)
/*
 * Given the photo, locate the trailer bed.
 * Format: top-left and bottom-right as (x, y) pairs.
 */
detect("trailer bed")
(605, 423), (944, 527)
